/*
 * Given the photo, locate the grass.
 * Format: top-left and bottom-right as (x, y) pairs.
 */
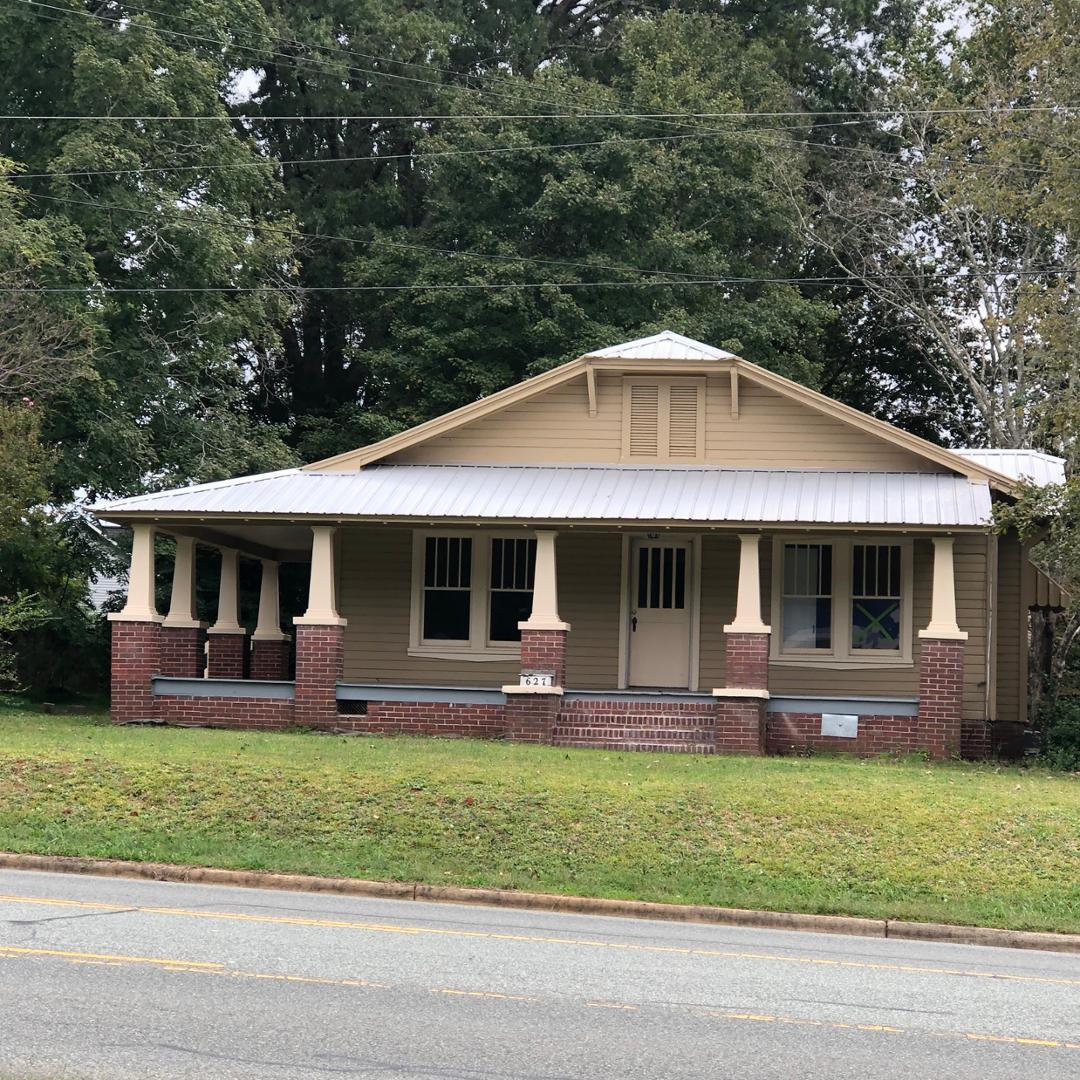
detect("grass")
(0, 704), (1078, 933)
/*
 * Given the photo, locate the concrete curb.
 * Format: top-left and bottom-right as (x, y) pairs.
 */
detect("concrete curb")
(0, 851), (1076, 954)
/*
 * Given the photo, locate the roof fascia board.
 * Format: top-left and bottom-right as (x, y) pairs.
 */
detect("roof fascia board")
(101, 511), (992, 533)
(304, 358), (588, 471)
(731, 359), (1018, 492)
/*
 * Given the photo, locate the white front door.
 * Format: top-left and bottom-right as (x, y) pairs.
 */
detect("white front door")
(628, 539), (692, 688)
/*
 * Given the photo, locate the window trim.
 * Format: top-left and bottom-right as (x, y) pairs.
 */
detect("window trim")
(620, 377), (706, 463)
(769, 535), (914, 667)
(409, 530), (532, 661)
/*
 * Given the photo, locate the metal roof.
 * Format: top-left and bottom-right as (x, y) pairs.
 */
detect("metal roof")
(582, 330), (737, 362)
(97, 465), (993, 527)
(955, 449), (1065, 487)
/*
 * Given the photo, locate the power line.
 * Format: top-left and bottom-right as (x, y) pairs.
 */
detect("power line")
(3, 266), (1075, 294)
(19, 190), (717, 283)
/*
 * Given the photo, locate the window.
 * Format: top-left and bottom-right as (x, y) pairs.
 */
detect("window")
(771, 537), (912, 665)
(851, 544), (902, 651)
(411, 532), (537, 659)
(780, 543), (832, 650)
(489, 537), (536, 643)
(422, 535), (472, 641)
(622, 378), (705, 461)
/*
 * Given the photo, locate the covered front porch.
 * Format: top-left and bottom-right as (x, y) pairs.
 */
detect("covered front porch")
(108, 516), (977, 760)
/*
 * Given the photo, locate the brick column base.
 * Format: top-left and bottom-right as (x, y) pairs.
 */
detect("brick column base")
(250, 638), (291, 681)
(714, 697), (766, 755)
(918, 637), (965, 761)
(160, 625), (207, 678)
(503, 627), (567, 745)
(723, 631), (769, 691)
(207, 631), (248, 679)
(294, 623), (345, 728)
(109, 619), (161, 724)
(504, 692), (561, 744)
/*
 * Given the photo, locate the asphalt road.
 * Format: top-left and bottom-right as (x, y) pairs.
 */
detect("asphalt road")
(0, 869), (1078, 1079)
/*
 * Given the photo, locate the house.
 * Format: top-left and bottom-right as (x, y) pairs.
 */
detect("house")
(96, 331), (1066, 759)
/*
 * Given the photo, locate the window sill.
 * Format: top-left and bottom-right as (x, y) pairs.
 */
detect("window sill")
(769, 656), (914, 670)
(408, 646), (519, 663)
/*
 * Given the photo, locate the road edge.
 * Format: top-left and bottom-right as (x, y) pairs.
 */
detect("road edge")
(0, 851), (1076, 954)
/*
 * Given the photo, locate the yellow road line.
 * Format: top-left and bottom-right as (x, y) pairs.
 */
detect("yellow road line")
(0, 892), (1078, 989)
(1, 943), (1076, 1052)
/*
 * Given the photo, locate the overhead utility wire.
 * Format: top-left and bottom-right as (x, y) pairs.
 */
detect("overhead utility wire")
(4, 267), (1076, 295)
(8, 0), (1079, 123)
(19, 190), (716, 282)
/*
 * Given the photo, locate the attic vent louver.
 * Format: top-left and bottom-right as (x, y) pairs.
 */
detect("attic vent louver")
(622, 378), (705, 462)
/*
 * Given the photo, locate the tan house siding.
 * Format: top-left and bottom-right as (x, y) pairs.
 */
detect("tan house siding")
(995, 531), (1024, 723)
(338, 526), (521, 687)
(383, 372), (947, 472)
(338, 526), (621, 688)
(559, 533), (623, 688)
(339, 526), (990, 722)
(704, 380), (941, 471)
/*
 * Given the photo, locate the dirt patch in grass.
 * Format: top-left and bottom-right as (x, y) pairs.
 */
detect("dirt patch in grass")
(1, 708), (1078, 932)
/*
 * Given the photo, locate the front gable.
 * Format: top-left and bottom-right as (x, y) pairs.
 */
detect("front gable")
(307, 332), (1013, 487)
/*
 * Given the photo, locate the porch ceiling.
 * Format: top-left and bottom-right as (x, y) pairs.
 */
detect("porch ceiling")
(95, 464), (994, 529)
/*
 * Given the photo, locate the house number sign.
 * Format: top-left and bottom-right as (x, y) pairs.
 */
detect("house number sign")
(519, 672), (554, 688)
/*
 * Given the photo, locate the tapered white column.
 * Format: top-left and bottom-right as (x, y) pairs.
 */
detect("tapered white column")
(919, 537), (968, 640)
(209, 547), (243, 633)
(163, 536), (201, 627)
(294, 526), (346, 626)
(253, 559), (288, 641)
(723, 534), (770, 635)
(519, 530), (570, 632)
(108, 524), (161, 622)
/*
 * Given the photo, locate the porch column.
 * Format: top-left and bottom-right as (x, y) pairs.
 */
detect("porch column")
(207, 547), (248, 679)
(160, 536), (208, 678)
(917, 537), (968, 760)
(293, 526), (346, 727)
(713, 533), (770, 755)
(250, 559), (291, 681)
(107, 523), (162, 724)
(503, 530), (569, 745)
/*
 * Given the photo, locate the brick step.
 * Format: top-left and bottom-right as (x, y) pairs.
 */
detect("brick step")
(553, 732), (714, 754)
(553, 721), (715, 754)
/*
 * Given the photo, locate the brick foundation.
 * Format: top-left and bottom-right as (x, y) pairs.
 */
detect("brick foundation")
(294, 623), (345, 727)
(157, 695), (295, 729)
(768, 712), (928, 756)
(250, 638), (291, 681)
(337, 701), (505, 738)
(160, 625), (207, 679)
(724, 632), (769, 691)
(918, 638), (965, 761)
(504, 693), (561, 744)
(207, 632), (248, 679)
(109, 619), (161, 724)
(714, 699), (766, 755)
(961, 720), (991, 761)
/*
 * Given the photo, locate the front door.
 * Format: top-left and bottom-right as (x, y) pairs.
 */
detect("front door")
(628, 539), (692, 688)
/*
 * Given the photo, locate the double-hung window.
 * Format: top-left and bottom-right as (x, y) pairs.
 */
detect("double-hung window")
(411, 532), (537, 658)
(772, 537), (912, 664)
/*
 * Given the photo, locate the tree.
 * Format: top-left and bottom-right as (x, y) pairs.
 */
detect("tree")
(792, 0), (1080, 451)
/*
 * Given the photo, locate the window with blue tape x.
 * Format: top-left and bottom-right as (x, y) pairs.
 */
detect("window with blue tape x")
(851, 544), (902, 651)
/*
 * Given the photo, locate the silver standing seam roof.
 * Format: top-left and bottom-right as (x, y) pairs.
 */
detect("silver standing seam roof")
(955, 448), (1065, 487)
(97, 464), (994, 527)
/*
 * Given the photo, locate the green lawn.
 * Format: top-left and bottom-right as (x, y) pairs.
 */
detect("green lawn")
(1, 705), (1078, 933)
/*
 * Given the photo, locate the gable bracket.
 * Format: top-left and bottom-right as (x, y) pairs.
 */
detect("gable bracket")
(586, 363), (598, 418)
(730, 367), (740, 420)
